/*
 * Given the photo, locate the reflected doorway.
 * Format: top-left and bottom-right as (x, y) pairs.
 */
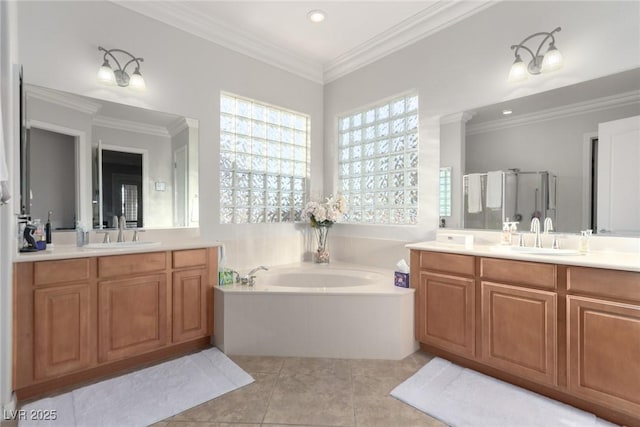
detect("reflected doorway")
(102, 149), (143, 228)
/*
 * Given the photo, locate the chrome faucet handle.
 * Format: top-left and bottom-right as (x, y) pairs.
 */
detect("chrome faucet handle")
(132, 229), (145, 242)
(552, 235), (560, 250)
(99, 231), (111, 243)
(248, 275), (257, 286)
(516, 233), (525, 247)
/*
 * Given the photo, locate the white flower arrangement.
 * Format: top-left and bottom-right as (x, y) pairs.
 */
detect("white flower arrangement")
(303, 194), (347, 228)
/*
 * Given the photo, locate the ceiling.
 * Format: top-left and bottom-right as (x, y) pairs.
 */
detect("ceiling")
(114, 0), (496, 83)
(467, 68), (640, 126)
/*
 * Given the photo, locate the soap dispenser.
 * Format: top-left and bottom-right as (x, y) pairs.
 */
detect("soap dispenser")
(501, 218), (512, 245)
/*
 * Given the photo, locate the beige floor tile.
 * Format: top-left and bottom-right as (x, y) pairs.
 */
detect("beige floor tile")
(354, 395), (447, 427)
(281, 357), (352, 379)
(404, 350), (435, 368)
(228, 355), (285, 374)
(263, 373), (354, 426)
(352, 374), (406, 398)
(349, 358), (421, 382)
(170, 373), (277, 423)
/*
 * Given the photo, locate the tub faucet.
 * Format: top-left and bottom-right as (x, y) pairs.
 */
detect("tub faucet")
(241, 265), (269, 286)
(117, 215), (126, 242)
(530, 217), (542, 248)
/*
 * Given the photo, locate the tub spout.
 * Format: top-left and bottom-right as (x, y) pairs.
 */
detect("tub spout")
(248, 265), (269, 276)
(241, 265), (269, 286)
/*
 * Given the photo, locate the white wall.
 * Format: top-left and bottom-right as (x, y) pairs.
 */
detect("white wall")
(324, 0), (640, 266)
(465, 103), (640, 232)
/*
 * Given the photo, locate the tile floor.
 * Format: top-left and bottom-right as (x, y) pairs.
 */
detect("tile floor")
(153, 350), (445, 427)
(2, 351), (446, 427)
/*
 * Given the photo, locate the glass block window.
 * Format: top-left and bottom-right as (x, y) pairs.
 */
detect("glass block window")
(219, 93), (309, 224)
(439, 167), (452, 217)
(338, 93), (419, 224)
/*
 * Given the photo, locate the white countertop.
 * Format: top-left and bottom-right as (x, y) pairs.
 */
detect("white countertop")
(14, 239), (221, 262)
(407, 241), (640, 273)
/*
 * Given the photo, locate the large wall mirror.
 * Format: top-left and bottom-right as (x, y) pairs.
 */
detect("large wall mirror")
(449, 68), (640, 236)
(22, 84), (199, 230)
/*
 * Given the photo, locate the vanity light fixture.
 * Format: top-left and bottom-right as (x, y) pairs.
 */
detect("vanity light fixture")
(508, 27), (563, 83)
(97, 46), (146, 91)
(307, 10), (326, 23)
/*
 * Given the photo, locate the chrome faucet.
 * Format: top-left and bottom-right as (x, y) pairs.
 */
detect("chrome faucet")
(117, 215), (126, 242)
(241, 265), (269, 286)
(530, 217), (542, 248)
(543, 217), (553, 234)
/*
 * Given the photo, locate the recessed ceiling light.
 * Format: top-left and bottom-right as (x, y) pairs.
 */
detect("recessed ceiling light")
(502, 109), (513, 115)
(307, 10), (326, 23)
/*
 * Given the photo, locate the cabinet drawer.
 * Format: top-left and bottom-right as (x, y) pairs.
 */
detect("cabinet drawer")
(567, 266), (640, 303)
(481, 258), (556, 289)
(419, 251), (475, 276)
(34, 258), (91, 286)
(173, 249), (207, 269)
(98, 252), (167, 278)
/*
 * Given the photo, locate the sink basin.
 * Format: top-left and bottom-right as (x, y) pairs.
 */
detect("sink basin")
(83, 241), (161, 250)
(490, 245), (581, 256)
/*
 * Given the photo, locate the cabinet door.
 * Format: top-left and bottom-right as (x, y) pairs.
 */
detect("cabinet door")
(34, 284), (92, 379)
(568, 296), (640, 416)
(98, 274), (168, 362)
(417, 271), (475, 357)
(481, 282), (557, 386)
(172, 269), (209, 343)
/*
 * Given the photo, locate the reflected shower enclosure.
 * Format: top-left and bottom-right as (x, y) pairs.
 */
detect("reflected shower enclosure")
(463, 170), (557, 230)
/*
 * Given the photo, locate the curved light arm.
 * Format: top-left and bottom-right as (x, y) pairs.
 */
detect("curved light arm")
(510, 27), (561, 61)
(98, 46), (144, 73)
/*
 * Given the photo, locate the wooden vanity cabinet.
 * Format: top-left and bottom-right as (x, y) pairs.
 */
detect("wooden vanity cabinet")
(413, 251), (476, 358)
(411, 249), (640, 426)
(480, 258), (558, 386)
(171, 249), (214, 343)
(13, 246), (217, 400)
(566, 266), (640, 417)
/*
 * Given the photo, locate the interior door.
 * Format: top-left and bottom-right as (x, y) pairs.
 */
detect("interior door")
(596, 115), (640, 234)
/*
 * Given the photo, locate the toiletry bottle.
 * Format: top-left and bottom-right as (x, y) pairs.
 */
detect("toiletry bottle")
(45, 210), (52, 244)
(579, 230), (592, 254)
(501, 219), (512, 245)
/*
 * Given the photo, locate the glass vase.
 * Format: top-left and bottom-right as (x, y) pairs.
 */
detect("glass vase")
(314, 225), (330, 263)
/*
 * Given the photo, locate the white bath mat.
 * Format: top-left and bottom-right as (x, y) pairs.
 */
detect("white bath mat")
(391, 357), (616, 427)
(19, 347), (254, 427)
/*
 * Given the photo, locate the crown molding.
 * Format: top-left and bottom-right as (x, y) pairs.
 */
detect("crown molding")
(167, 116), (199, 137)
(466, 90), (640, 135)
(323, 0), (497, 83)
(93, 115), (170, 138)
(25, 85), (102, 115)
(112, 1), (323, 84)
(113, 0), (495, 85)
(440, 111), (475, 125)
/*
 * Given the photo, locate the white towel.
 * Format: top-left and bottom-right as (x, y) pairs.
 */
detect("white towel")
(0, 78), (10, 204)
(486, 170), (503, 209)
(548, 175), (556, 210)
(467, 174), (482, 213)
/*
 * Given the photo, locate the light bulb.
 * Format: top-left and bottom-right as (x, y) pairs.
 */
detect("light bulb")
(307, 10), (326, 23)
(97, 60), (116, 85)
(541, 44), (563, 72)
(129, 68), (146, 91)
(508, 56), (528, 83)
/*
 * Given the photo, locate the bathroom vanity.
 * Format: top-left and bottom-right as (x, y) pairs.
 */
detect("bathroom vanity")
(12, 242), (218, 400)
(408, 241), (640, 426)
